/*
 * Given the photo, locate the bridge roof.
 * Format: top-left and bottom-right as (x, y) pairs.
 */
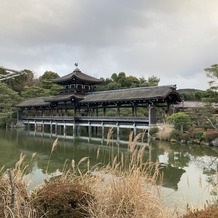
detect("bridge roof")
(16, 85), (181, 108)
(82, 85), (181, 104)
(16, 97), (50, 108)
(52, 68), (103, 85)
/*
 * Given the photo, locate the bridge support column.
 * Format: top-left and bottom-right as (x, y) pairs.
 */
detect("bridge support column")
(55, 123), (57, 135)
(73, 123), (76, 136)
(64, 123), (66, 137)
(50, 121), (52, 133)
(42, 121), (44, 132)
(77, 125), (80, 136)
(88, 122), (92, 138)
(149, 105), (156, 125)
(101, 122), (104, 140)
(116, 123), (120, 141)
(133, 124), (137, 137)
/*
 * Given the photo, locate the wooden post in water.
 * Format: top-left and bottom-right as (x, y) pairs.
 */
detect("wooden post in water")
(88, 122), (92, 138)
(55, 122), (57, 135)
(50, 121), (52, 133)
(116, 123), (120, 141)
(133, 123), (137, 137)
(101, 122), (104, 143)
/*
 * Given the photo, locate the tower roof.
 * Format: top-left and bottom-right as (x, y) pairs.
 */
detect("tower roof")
(52, 68), (103, 85)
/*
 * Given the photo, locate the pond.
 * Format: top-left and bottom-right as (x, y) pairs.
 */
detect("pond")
(0, 128), (218, 212)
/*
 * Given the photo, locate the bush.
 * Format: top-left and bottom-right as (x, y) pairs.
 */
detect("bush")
(149, 127), (159, 136)
(195, 131), (205, 141)
(167, 112), (191, 131)
(170, 130), (182, 141)
(31, 179), (94, 218)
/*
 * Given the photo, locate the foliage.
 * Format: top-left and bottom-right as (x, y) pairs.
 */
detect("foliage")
(95, 72), (160, 91)
(149, 127), (159, 136)
(21, 85), (51, 98)
(178, 89), (204, 101)
(0, 83), (22, 126)
(169, 129), (182, 141)
(167, 112), (191, 131)
(38, 71), (61, 95)
(195, 131), (205, 141)
(205, 64), (218, 90)
(4, 69), (35, 95)
(39, 71), (59, 81)
(204, 64), (218, 102)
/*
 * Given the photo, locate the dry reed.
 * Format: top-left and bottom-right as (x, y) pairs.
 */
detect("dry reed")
(156, 125), (174, 141)
(0, 154), (36, 218)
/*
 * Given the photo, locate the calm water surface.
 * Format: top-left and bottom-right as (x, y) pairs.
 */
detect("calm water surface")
(0, 128), (218, 212)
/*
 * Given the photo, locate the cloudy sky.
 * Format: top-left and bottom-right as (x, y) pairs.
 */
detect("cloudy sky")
(1, 0), (218, 90)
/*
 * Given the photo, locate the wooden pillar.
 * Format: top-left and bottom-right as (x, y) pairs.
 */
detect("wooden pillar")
(50, 121), (52, 133)
(132, 104), (137, 117)
(116, 123), (120, 141)
(73, 123), (76, 135)
(55, 122), (57, 134)
(64, 122), (66, 137)
(133, 123), (137, 137)
(17, 110), (23, 121)
(149, 105), (156, 125)
(42, 120), (44, 132)
(117, 105), (120, 117)
(101, 122), (104, 140)
(103, 107), (106, 116)
(88, 122), (92, 138)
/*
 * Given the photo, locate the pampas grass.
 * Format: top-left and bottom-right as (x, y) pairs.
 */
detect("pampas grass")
(46, 138), (58, 174)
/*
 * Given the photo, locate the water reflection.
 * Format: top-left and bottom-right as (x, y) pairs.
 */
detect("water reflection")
(0, 128), (218, 208)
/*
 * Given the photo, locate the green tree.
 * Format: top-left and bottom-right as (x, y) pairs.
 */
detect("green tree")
(204, 64), (218, 102)
(39, 71), (59, 81)
(111, 73), (118, 82)
(0, 83), (22, 126)
(21, 85), (51, 98)
(147, 75), (160, 86)
(4, 70), (34, 95)
(167, 112), (191, 132)
(39, 71), (60, 89)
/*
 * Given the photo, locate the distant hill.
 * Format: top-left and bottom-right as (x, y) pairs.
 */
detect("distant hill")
(177, 88), (203, 93)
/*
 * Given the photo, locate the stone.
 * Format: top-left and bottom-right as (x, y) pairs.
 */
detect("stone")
(211, 138), (218, 147)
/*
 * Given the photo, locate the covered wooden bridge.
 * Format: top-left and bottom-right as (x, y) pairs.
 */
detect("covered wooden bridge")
(16, 68), (181, 137)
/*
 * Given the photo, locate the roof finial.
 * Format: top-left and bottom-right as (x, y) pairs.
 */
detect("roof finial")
(75, 63), (78, 67)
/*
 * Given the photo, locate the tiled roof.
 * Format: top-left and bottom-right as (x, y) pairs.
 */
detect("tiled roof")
(52, 68), (103, 85)
(16, 97), (50, 107)
(82, 85), (180, 103)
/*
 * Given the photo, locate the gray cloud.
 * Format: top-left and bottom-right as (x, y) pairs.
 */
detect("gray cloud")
(1, 0), (218, 90)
